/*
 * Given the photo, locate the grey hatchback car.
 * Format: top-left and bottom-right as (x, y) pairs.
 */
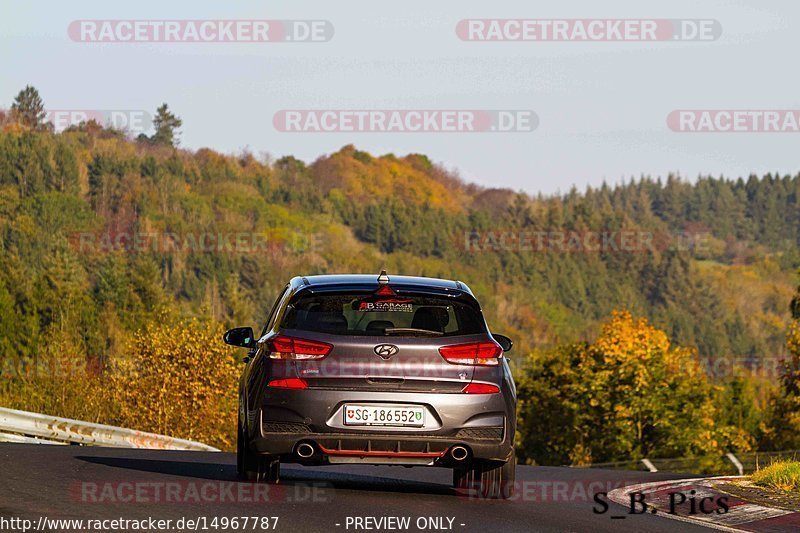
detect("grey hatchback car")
(224, 271), (517, 498)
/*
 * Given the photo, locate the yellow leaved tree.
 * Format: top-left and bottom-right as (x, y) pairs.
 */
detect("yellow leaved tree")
(763, 310), (800, 449)
(105, 316), (240, 450)
(516, 311), (734, 466)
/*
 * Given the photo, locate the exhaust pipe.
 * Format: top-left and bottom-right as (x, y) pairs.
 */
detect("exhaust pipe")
(450, 445), (469, 461)
(296, 442), (315, 458)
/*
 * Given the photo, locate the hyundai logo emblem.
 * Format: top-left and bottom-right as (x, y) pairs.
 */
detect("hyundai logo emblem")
(374, 344), (399, 359)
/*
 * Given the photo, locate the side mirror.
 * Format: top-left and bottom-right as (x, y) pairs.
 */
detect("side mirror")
(224, 327), (256, 349)
(493, 333), (513, 353)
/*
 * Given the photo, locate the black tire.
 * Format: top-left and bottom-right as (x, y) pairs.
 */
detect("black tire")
(453, 454), (516, 499)
(237, 417), (280, 483)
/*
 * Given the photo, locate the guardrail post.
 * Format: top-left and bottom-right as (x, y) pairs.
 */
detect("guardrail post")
(641, 458), (658, 472)
(725, 452), (744, 476)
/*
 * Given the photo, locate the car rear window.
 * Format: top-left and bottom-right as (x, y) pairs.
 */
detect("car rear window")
(280, 291), (485, 337)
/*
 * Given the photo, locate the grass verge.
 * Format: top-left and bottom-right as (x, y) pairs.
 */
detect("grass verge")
(752, 460), (800, 493)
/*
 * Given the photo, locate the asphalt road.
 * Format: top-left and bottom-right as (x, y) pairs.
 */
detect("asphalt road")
(0, 443), (711, 532)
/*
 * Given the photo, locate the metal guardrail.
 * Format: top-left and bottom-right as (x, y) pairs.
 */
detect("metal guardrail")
(0, 407), (220, 451)
(573, 449), (800, 476)
(0, 431), (66, 445)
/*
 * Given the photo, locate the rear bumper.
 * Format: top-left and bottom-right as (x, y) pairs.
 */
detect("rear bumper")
(248, 387), (515, 464)
(251, 431), (513, 465)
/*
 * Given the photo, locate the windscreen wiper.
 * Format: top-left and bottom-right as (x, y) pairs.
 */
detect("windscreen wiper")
(383, 327), (444, 337)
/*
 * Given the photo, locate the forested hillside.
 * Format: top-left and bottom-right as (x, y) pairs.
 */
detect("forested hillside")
(1, 89), (798, 460)
(0, 127), (797, 366)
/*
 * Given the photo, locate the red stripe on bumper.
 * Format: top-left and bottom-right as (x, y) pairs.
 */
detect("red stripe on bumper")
(317, 444), (446, 459)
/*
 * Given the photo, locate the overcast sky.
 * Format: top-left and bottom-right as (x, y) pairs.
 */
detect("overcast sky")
(1, 0), (798, 195)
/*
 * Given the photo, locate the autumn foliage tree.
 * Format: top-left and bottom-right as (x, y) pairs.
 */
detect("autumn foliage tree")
(763, 276), (800, 449)
(516, 311), (736, 465)
(105, 316), (240, 449)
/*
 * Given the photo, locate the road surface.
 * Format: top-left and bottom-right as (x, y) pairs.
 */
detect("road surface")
(0, 443), (711, 532)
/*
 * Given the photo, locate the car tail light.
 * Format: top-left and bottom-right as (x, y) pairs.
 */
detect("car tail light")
(462, 382), (500, 394)
(268, 378), (308, 389)
(267, 335), (332, 360)
(439, 341), (502, 366)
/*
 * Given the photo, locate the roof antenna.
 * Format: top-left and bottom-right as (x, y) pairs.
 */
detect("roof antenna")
(377, 269), (390, 285)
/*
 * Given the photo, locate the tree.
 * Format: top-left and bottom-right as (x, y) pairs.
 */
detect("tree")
(516, 311), (731, 465)
(150, 103), (182, 147)
(11, 86), (47, 130)
(763, 276), (800, 449)
(107, 317), (239, 449)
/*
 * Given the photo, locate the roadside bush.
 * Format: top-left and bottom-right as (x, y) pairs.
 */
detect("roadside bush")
(0, 316), (240, 451)
(0, 328), (110, 423)
(105, 316), (240, 450)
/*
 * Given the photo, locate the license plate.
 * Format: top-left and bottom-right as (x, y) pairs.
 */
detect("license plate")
(343, 405), (425, 427)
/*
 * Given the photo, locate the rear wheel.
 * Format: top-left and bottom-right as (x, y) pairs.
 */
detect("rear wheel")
(453, 454), (516, 499)
(237, 418), (280, 483)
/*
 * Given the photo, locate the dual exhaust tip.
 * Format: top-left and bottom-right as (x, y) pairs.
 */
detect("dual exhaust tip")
(450, 445), (469, 461)
(296, 442), (316, 458)
(295, 441), (469, 461)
